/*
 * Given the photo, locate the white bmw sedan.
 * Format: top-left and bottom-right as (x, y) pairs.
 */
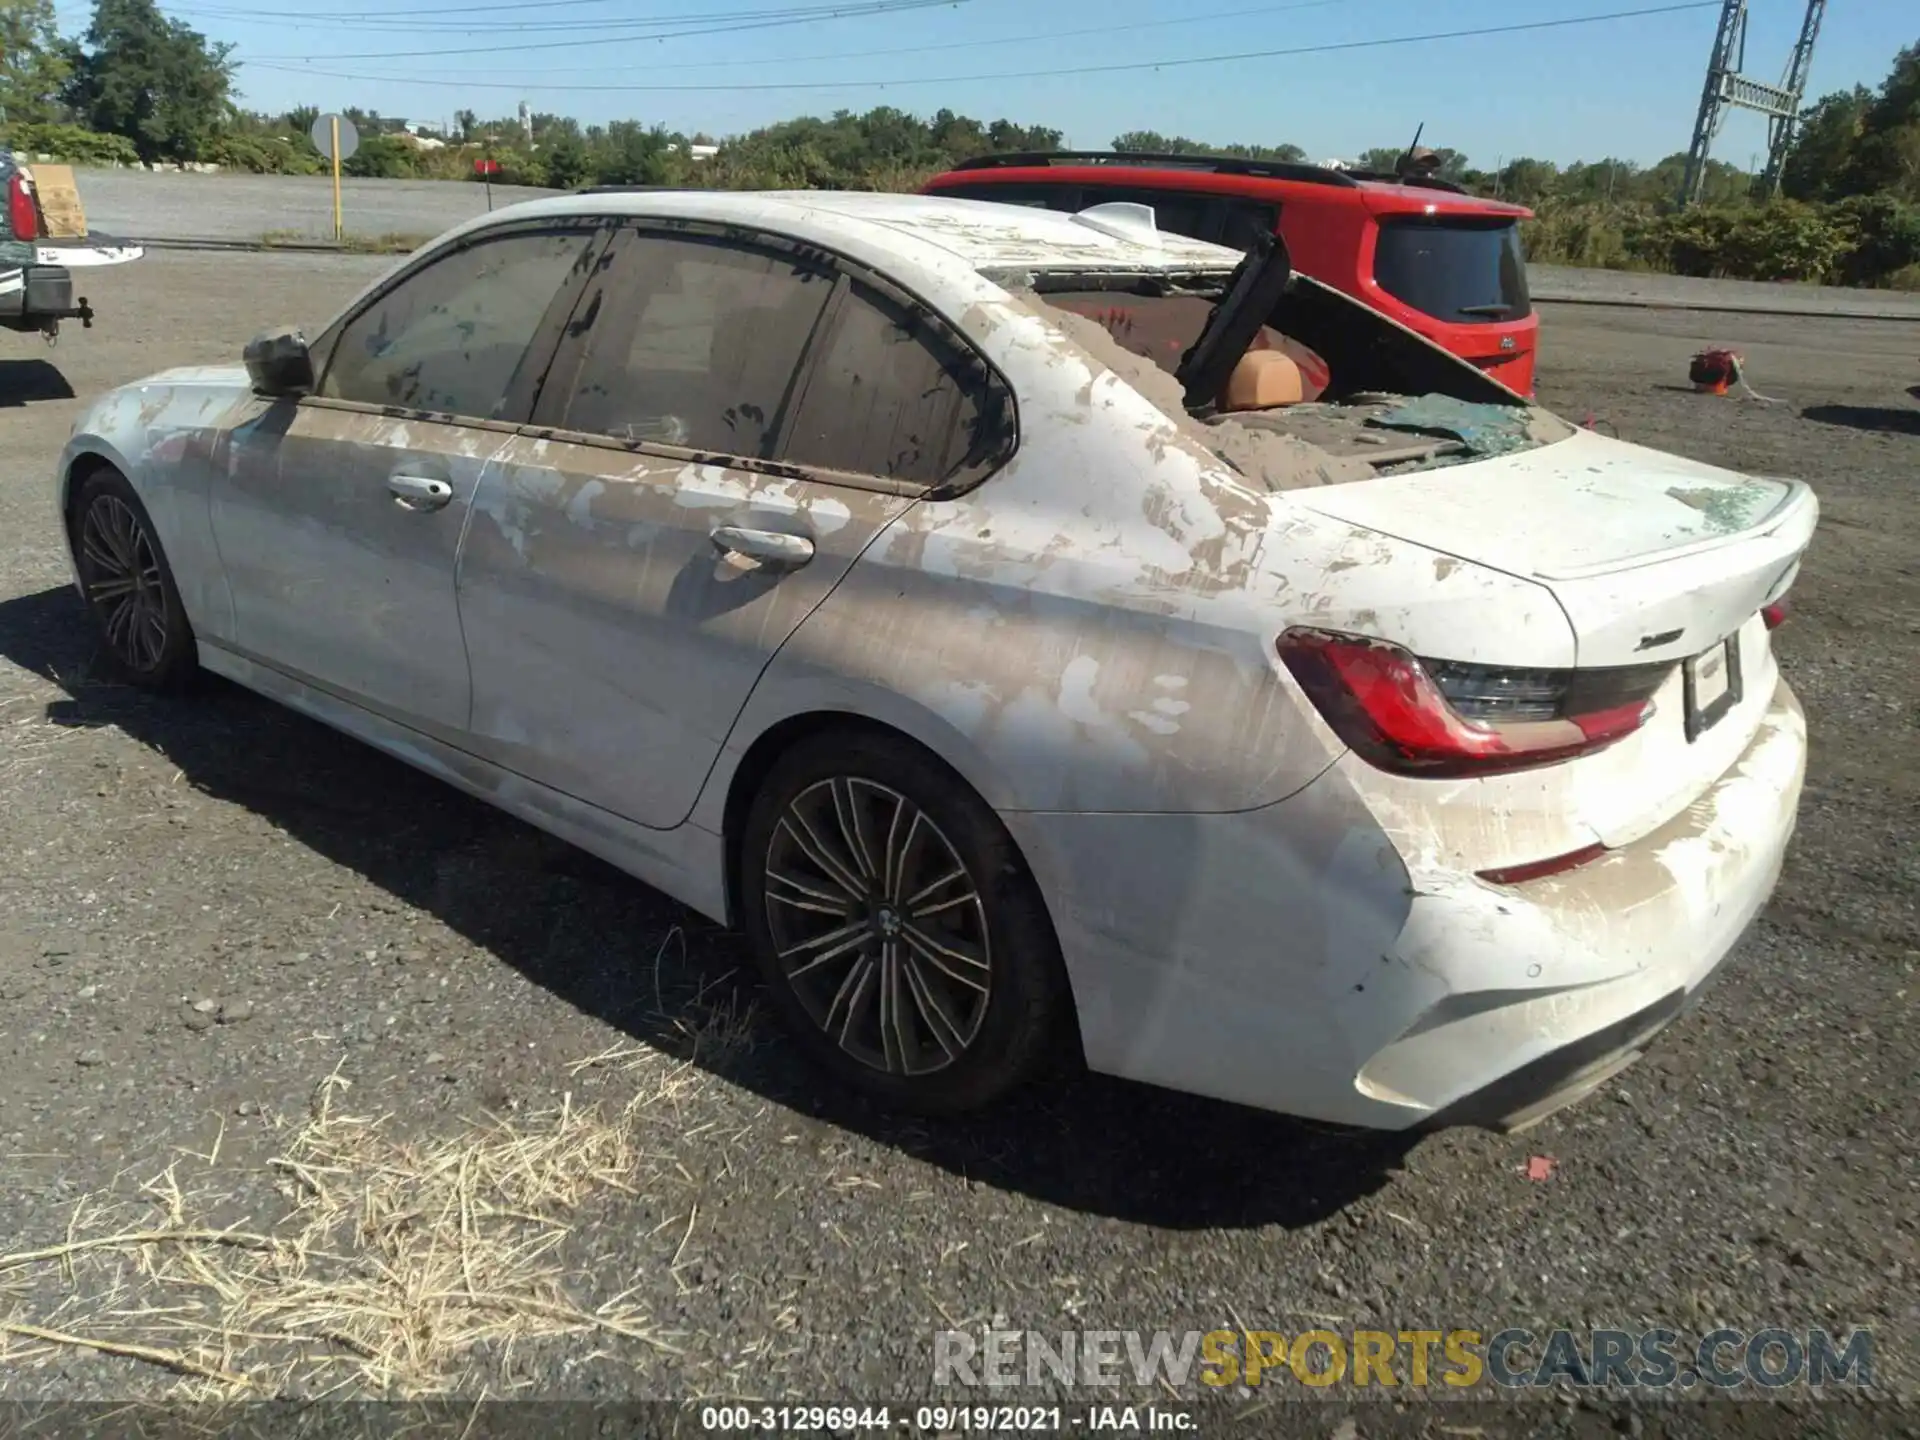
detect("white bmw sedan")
(53, 190), (1811, 1131)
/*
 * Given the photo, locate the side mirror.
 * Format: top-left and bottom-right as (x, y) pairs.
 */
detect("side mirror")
(244, 328), (315, 397)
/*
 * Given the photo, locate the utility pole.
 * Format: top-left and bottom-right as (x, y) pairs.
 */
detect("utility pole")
(1679, 0), (1827, 206)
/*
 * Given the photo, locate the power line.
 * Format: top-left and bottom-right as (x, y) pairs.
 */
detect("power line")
(171, 0), (970, 33)
(228, 0), (1342, 75)
(238, 0), (971, 59)
(179, 0), (915, 20)
(240, 2), (1722, 91)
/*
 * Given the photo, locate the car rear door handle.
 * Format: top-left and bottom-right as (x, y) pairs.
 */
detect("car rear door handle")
(711, 525), (814, 570)
(389, 474), (453, 512)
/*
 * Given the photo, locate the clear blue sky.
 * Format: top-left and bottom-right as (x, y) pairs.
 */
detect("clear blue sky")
(54, 0), (1918, 169)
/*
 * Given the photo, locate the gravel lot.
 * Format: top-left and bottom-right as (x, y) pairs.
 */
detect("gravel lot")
(0, 253), (1915, 1434)
(71, 169), (562, 245)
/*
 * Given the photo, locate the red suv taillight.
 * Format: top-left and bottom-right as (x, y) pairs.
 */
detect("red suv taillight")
(1277, 628), (1672, 778)
(7, 172), (41, 242)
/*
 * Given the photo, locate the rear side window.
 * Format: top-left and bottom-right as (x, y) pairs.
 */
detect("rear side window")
(1074, 185), (1278, 251)
(784, 278), (996, 487)
(1371, 217), (1533, 325)
(320, 228), (593, 419)
(555, 233), (835, 456)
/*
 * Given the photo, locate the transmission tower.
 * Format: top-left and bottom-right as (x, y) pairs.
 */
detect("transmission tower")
(1679, 0), (1828, 206)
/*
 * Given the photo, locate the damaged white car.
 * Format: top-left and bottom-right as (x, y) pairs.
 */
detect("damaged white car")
(53, 191), (1811, 1131)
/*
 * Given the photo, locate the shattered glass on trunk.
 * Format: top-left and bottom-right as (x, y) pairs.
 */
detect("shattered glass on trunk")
(1363, 395), (1553, 466)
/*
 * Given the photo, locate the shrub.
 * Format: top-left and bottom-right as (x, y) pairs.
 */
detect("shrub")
(1521, 201), (1650, 269)
(1582, 201), (1858, 284)
(5, 123), (140, 167)
(464, 147), (546, 188)
(208, 133), (323, 175)
(343, 135), (419, 180)
(1829, 193), (1920, 286)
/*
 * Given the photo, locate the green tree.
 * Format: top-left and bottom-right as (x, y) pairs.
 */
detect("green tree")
(541, 124), (593, 189)
(285, 104), (319, 137)
(589, 119), (672, 185)
(1492, 157), (1560, 205)
(1845, 41), (1920, 199)
(59, 0), (233, 162)
(1112, 130), (1306, 162)
(1780, 85), (1873, 200)
(1, 0), (71, 129)
(454, 108), (477, 142)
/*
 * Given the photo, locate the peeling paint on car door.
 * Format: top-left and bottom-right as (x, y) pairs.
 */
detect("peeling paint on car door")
(457, 438), (910, 828)
(210, 405), (515, 739)
(207, 224), (600, 740)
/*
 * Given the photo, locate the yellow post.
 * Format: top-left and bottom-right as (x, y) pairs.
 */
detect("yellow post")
(331, 116), (343, 241)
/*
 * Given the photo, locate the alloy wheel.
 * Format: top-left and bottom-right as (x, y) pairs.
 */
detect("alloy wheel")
(79, 494), (171, 674)
(762, 777), (992, 1076)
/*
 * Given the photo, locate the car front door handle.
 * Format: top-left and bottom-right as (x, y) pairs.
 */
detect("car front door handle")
(711, 525), (815, 570)
(388, 474), (453, 512)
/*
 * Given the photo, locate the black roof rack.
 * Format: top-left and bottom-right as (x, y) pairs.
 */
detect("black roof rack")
(947, 150), (1472, 196)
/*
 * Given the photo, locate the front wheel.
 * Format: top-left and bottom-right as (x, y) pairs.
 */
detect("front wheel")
(739, 731), (1070, 1115)
(70, 468), (197, 689)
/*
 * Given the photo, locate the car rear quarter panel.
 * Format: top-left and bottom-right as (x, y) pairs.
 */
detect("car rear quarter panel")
(694, 281), (1575, 824)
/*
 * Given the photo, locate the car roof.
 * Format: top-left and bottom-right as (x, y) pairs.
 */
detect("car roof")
(454, 188), (1245, 276)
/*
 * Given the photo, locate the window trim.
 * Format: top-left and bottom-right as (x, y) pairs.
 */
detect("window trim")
(303, 218), (615, 427)
(522, 216), (1018, 499)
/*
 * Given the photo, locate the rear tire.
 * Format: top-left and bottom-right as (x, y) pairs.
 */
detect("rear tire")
(739, 730), (1069, 1115)
(69, 468), (198, 691)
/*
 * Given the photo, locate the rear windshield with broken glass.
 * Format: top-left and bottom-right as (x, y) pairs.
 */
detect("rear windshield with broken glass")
(1025, 280), (1568, 490)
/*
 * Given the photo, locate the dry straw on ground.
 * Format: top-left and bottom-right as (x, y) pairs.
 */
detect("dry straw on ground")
(1, 1059), (701, 1397)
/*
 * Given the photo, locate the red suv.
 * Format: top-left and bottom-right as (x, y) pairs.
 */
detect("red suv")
(923, 151), (1539, 396)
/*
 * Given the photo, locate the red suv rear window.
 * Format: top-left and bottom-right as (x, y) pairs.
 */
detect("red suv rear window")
(1371, 216), (1533, 326)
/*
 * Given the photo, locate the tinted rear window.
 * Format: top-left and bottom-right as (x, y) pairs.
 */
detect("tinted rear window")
(1371, 216), (1532, 325)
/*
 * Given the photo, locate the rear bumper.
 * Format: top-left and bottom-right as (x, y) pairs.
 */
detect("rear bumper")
(1003, 676), (1805, 1131)
(1422, 970), (1722, 1133)
(0, 264), (91, 329)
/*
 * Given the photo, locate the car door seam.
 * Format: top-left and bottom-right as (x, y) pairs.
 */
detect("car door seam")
(668, 494), (928, 831)
(449, 428), (523, 733)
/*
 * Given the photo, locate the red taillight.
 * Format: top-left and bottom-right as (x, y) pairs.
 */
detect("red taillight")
(1763, 599), (1790, 630)
(1277, 628), (1664, 778)
(7, 173), (41, 243)
(1477, 843), (1609, 886)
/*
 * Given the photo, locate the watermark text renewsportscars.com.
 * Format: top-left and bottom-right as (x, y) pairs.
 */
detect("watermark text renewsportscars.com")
(933, 1327), (1874, 1392)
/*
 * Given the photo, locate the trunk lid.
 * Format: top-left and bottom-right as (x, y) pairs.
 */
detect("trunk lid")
(1290, 426), (1814, 667)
